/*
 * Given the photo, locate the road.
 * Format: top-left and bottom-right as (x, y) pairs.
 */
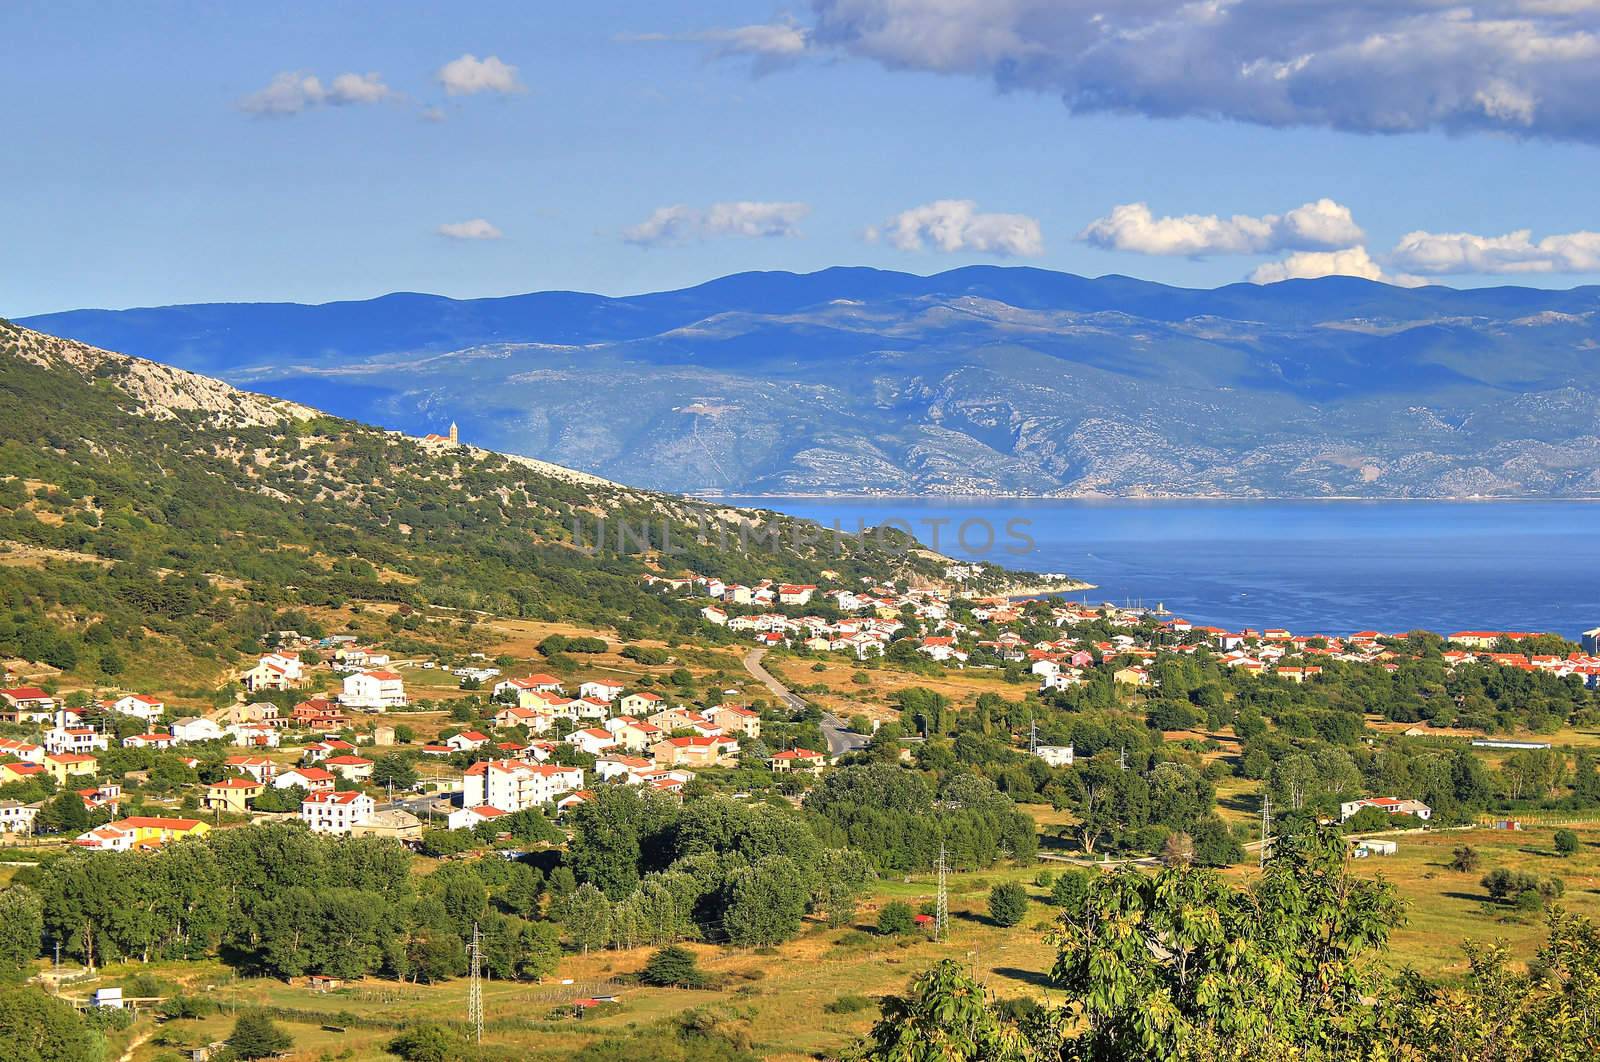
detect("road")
(742, 647), (869, 759)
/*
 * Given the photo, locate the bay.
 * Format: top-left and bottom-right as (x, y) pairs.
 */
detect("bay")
(719, 498), (1600, 639)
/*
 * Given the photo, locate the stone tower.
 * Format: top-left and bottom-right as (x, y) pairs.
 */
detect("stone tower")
(448, 421), (459, 445)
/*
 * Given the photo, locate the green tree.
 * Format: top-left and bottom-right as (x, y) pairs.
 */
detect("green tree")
(226, 1010), (292, 1059)
(987, 882), (1028, 927)
(0, 887), (43, 980)
(387, 1023), (466, 1062)
(847, 959), (1032, 1062)
(640, 944), (706, 988)
(876, 901), (915, 936)
(0, 986), (101, 1062)
(1553, 829), (1579, 857)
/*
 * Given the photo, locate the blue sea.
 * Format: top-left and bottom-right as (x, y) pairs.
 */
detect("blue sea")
(720, 499), (1600, 639)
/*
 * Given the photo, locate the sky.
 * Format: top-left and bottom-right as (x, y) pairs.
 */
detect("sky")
(5, 1), (1600, 315)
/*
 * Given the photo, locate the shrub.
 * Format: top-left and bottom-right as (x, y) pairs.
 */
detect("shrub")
(1050, 869), (1091, 913)
(988, 882), (1029, 927)
(226, 1011), (292, 1060)
(388, 1022), (467, 1061)
(1449, 845), (1480, 872)
(876, 901), (915, 936)
(639, 945), (706, 989)
(1554, 829), (1580, 856)
(824, 994), (876, 1014)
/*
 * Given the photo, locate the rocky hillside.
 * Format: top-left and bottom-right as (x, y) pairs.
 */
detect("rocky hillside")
(0, 320), (958, 685)
(21, 267), (1600, 497)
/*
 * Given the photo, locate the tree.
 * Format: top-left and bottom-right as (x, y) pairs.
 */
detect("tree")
(1161, 831), (1196, 867)
(387, 1022), (466, 1062)
(0, 987), (100, 1062)
(724, 856), (808, 948)
(560, 884), (613, 954)
(371, 754), (419, 791)
(812, 848), (876, 929)
(0, 887), (43, 980)
(876, 901), (915, 936)
(987, 882), (1028, 927)
(1450, 845), (1481, 872)
(1048, 869), (1091, 914)
(640, 944), (706, 988)
(35, 791), (89, 836)
(848, 959), (1032, 1062)
(226, 1010), (292, 1059)
(1553, 829), (1579, 857)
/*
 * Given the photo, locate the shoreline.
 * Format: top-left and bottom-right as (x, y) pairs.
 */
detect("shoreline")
(705, 493), (1600, 504)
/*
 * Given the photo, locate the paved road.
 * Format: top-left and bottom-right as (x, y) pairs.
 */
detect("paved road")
(742, 647), (869, 759)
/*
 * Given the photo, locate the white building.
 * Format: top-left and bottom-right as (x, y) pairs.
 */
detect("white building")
(102, 694), (164, 722)
(579, 680), (625, 702)
(44, 726), (109, 756)
(1338, 797), (1432, 823)
(341, 669), (407, 711)
(300, 790), (376, 834)
(1033, 745), (1075, 768)
(170, 717), (226, 744)
(462, 759), (583, 813)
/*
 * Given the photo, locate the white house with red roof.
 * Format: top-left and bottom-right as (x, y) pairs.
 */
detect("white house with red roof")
(122, 731), (176, 750)
(447, 804), (508, 831)
(613, 719), (663, 752)
(0, 687), (56, 723)
(341, 669), (407, 711)
(302, 738), (357, 763)
(462, 759), (583, 812)
(274, 766), (335, 793)
(1339, 797), (1432, 822)
(568, 727), (618, 756)
(45, 726), (109, 756)
(0, 737), (45, 764)
(323, 755), (375, 782)
(224, 755), (278, 783)
(579, 680), (625, 702)
(768, 748), (825, 773)
(445, 730), (490, 752)
(301, 790), (375, 834)
(618, 691), (664, 716)
(242, 652), (304, 692)
(492, 705), (555, 733)
(101, 694), (164, 722)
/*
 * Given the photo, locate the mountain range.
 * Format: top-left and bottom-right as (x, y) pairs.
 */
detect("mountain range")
(20, 266), (1600, 497)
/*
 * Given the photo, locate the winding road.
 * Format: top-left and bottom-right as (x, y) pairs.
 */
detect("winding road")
(742, 647), (869, 759)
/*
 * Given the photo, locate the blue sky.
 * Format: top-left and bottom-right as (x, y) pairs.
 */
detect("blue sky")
(5, 1), (1600, 314)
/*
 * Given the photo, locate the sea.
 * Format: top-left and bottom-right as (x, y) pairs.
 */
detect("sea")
(718, 498), (1600, 639)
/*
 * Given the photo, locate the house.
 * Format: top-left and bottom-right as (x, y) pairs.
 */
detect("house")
(171, 717), (226, 744)
(323, 755), (375, 782)
(351, 808), (423, 842)
(301, 739), (357, 763)
(768, 748), (825, 774)
(0, 762), (46, 785)
(77, 816), (208, 851)
(492, 706), (554, 732)
(226, 722), (281, 748)
(618, 691), (664, 716)
(74, 824), (137, 852)
(445, 730), (490, 752)
(1338, 797), (1432, 823)
(77, 782), (122, 810)
(462, 760), (583, 812)
(291, 698), (350, 730)
(579, 680), (625, 702)
(215, 701), (284, 728)
(242, 652), (304, 692)
(1112, 666), (1150, 687)
(0, 800), (39, 835)
(613, 719), (663, 752)
(224, 755), (278, 783)
(447, 804), (508, 831)
(301, 790), (376, 835)
(594, 755), (653, 782)
(712, 705), (762, 739)
(567, 727), (617, 756)
(101, 694), (164, 722)
(43, 753), (97, 785)
(0, 687), (56, 723)
(274, 766), (336, 793)
(333, 645), (391, 671)
(701, 606), (728, 626)
(0, 737), (45, 764)
(777, 584), (818, 605)
(651, 735), (738, 769)
(1033, 745), (1075, 768)
(341, 670), (407, 711)
(203, 777), (264, 814)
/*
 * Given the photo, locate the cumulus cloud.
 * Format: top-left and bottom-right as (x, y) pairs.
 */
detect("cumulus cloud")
(1389, 227), (1600, 274)
(1250, 247), (1428, 287)
(1080, 199), (1363, 257)
(622, 201), (811, 245)
(437, 54), (524, 96)
(692, 3), (1600, 142)
(239, 70), (393, 115)
(866, 200), (1044, 257)
(436, 219), (504, 241)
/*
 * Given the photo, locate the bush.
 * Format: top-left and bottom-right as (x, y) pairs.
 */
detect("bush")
(1481, 867), (1564, 905)
(1049, 869), (1092, 913)
(226, 1011), (292, 1060)
(1449, 845), (1481, 872)
(639, 945), (707, 989)
(824, 994), (876, 1014)
(876, 901), (915, 936)
(388, 1022), (467, 1061)
(1554, 829), (1580, 856)
(988, 882), (1029, 927)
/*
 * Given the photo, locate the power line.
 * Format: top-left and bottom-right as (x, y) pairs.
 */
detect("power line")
(468, 921), (483, 1046)
(1260, 790), (1272, 870)
(935, 842), (950, 942)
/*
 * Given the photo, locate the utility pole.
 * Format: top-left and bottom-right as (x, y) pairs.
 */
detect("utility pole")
(1028, 713), (1038, 754)
(935, 843), (950, 943)
(1260, 791), (1272, 869)
(1118, 744), (1127, 771)
(468, 922), (483, 1046)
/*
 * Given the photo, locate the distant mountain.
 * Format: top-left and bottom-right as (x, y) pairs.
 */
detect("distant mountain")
(21, 267), (1600, 497)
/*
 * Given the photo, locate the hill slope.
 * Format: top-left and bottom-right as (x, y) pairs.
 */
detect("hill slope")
(0, 321), (946, 687)
(21, 267), (1600, 497)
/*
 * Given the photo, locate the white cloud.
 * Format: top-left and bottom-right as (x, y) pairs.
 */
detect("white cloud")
(1080, 199), (1364, 257)
(1250, 247), (1428, 287)
(239, 70), (393, 115)
(1389, 227), (1600, 274)
(437, 219), (504, 241)
(437, 54), (524, 97)
(622, 201), (811, 245)
(866, 200), (1044, 257)
(690, 2), (1600, 143)
(622, 19), (810, 71)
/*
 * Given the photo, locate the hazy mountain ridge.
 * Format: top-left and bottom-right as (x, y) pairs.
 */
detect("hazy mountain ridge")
(20, 267), (1600, 497)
